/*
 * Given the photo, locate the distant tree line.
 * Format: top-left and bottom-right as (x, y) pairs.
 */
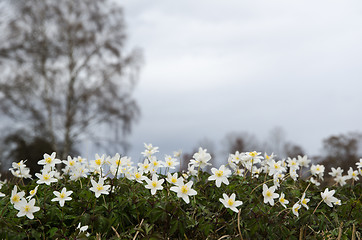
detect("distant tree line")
(181, 127), (362, 181)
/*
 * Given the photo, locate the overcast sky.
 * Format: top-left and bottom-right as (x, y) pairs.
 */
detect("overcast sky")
(118, 0), (362, 162)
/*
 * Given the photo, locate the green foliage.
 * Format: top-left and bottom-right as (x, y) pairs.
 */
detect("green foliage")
(0, 170), (360, 240)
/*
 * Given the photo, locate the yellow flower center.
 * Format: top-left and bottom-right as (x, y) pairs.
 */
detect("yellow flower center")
(69, 161), (75, 166)
(60, 193), (66, 199)
(295, 207), (299, 212)
(46, 158), (52, 164)
(302, 199), (307, 204)
(95, 159), (102, 166)
(216, 171), (223, 177)
(280, 198), (285, 203)
(152, 181), (157, 187)
(144, 164), (149, 169)
(171, 178), (177, 183)
(12, 195), (20, 202)
(44, 174), (50, 180)
(24, 205), (30, 212)
(266, 191), (272, 197)
(135, 173), (141, 179)
(249, 152), (257, 157)
(274, 164), (279, 169)
(181, 185), (188, 194)
(30, 190), (35, 195)
(227, 199), (234, 206)
(96, 185), (103, 191)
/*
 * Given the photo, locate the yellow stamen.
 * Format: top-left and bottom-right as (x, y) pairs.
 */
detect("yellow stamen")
(228, 199), (234, 206)
(181, 186), (188, 194)
(95, 159), (102, 166)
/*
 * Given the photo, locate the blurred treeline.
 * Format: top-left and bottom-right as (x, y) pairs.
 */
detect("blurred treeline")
(181, 127), (362, 184)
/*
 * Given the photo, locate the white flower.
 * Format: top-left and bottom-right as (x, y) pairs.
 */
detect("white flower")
(311, 164), (325, 179)
(62, 156), (77, 172)
(90, 154), (106, 174)
(149, 156), (162, 170)
(334, 175), (347, 186)
(230, 151), (244, 165)
(208, 165), (231, 187)
(164, 155), (179, 169)
(51, 187), (73, 207)
(287, 157), (300, 171)
(9, 160), (32, 179)
(356, 159), (362, 169)
(144, 174), (164, 195)
(129, 170), (147, 183)
(77, 222), (89, 232)
(173, 150), (182, 157)
(26, 185), (39, 200)
(14, 198), (40, 219)
(189, 147), (212, 169)
(89, 177), (111, 198)
(309, 177), (320, 186)
(37, 152), (61, 168)
(329, 167), (344, 177)
(289, 169), (298, 181)
(347, 167), (359, 181)
(262, 184), (279, 206)
(219, 193), (243, 213)
(321, 188), (339, 207)
(268, 160), (285, 177)
(170, 179), (197, 204)
(138, 159), (151, 174)
(300, 193), (310, 210)
(247, 151), (263, 165)
(141, 143), (159, 157)
(166, 172), (181, 185)
(35, 171), (58, 185)
(187, 164), (198, 176)
(77, 223), (90, 237)
(297, 155), (311, 168)
(234, 168), (244, 176)
(10, 186), (25, 207)
(0, 192), (5, 197)
(278, 192), (289, 208)
(292, 203), (301, 217)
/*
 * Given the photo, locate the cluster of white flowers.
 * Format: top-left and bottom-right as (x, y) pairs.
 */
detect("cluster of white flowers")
(9, 160), (32, 179)
(328, 166), (360, 186)
(1, 144), (361, 223)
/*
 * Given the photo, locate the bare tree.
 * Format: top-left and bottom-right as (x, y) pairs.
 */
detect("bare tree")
(319, 132), (362, 172)
(0, 0), (142, 159)
(222, 131), (261, 154)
